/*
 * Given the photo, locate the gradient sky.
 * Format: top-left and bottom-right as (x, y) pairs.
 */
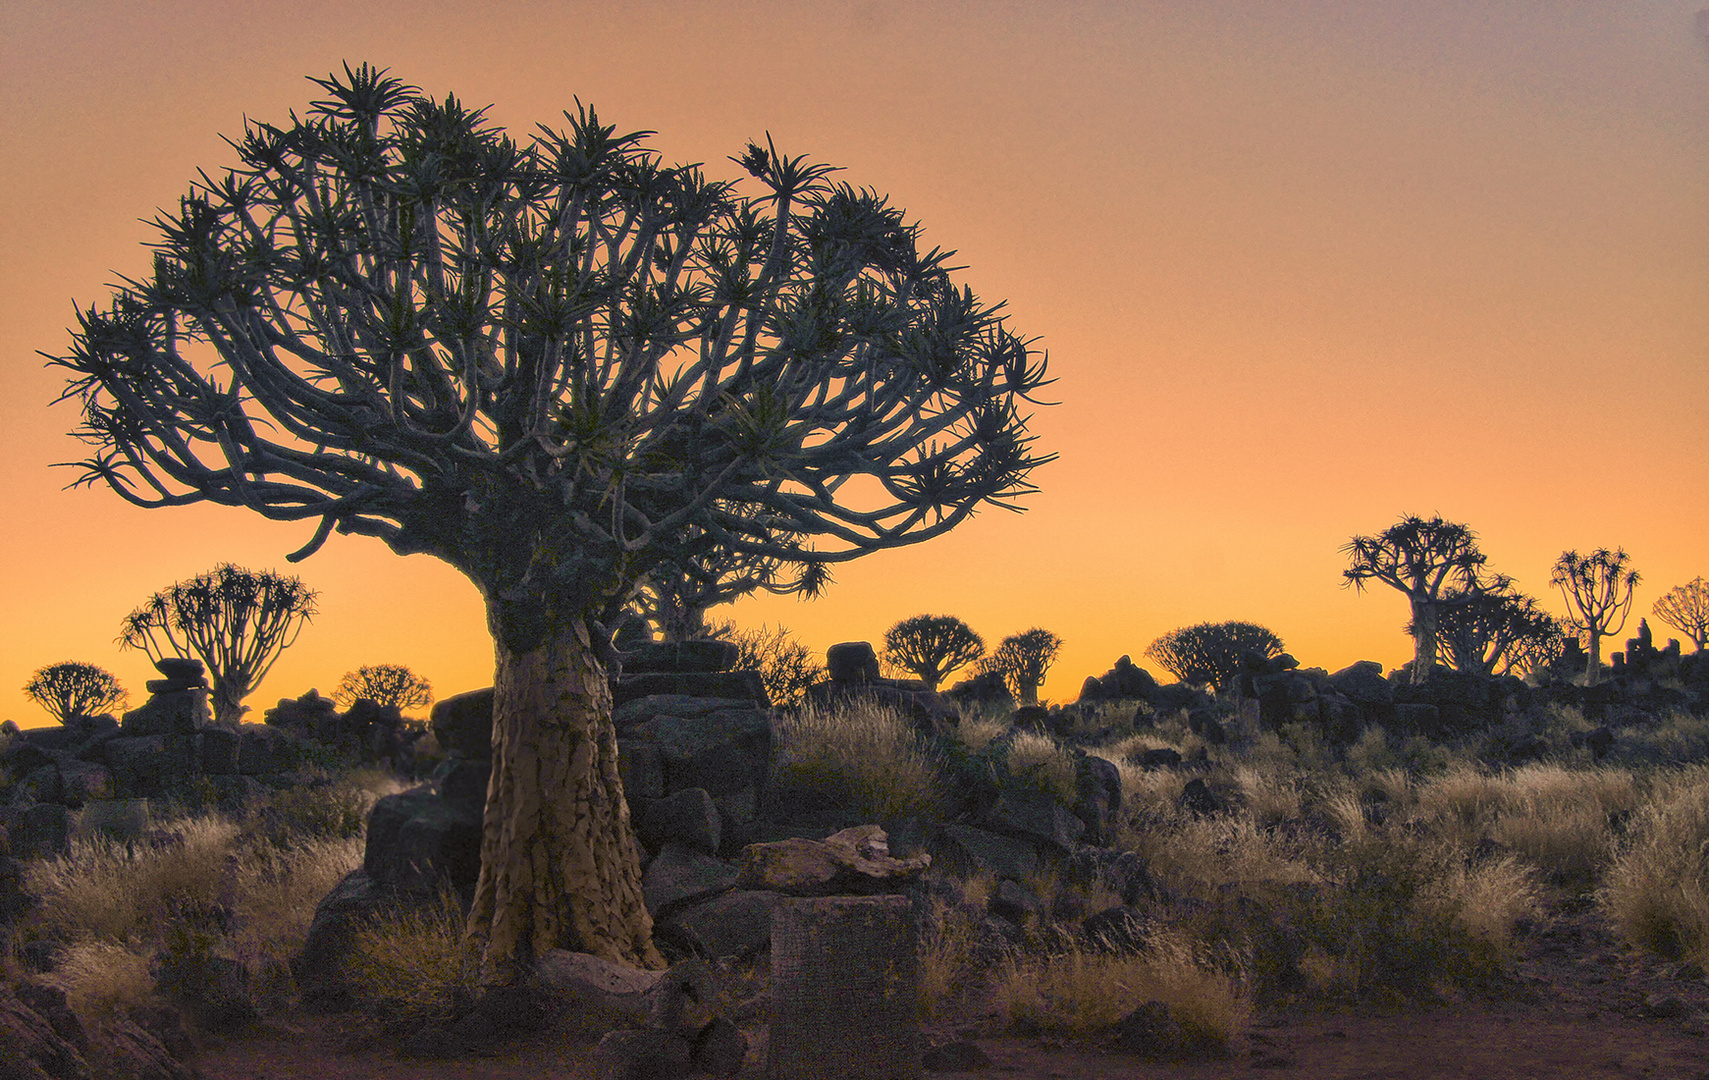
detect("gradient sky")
(3, 1), (1706, 727)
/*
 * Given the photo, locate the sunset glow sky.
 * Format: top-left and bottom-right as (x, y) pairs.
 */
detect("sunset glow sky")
(4, 1), (1707, 726)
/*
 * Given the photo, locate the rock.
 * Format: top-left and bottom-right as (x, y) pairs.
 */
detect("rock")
(1074, 753), (1121, 846)
(532, 950), (660, 1032)
(0, 983), (91, 1080)
(618, 741), (665, 801)
(923, 1039), (991, 1071)
(643, 844), (742, 918)
(656, 889), (784, 960)
(614, 671), (768, 707)
(78, 798), (151, 843)
(432, 757), (491, 812)
(648, 709), (772, 799)
(17, 941), (63, 975)
(1179, 778), (1223, 816)
(150, 950), (255, 1032)
(121, 689), (212, 737)
(769, 895), (920, 1080)
(124, 1005), (194, 1064)
(237, 724), (297, 775)
(1083, 905), (1152, 953)
(101, 736), (168, 798)
(1138, 747), (1182, 768)
(57, 760), (115, 806)
(624, 640), (741, 674)
(943, 670), (1013, 711)
(429, 688), (494, 760)
(590, 1027), (693, 1080)
(640, 788), (722, 856)
(1113, 999), (1186, 1060)
(1643, 993), (1690, 1019)
(154, 658), (204, 681)
(294, 869), (411, 1007)
(803, 680), (960, 737)
(691, 1015), (747, 1076)
(197, 727), (240, 775)
(14, 984), (86, 1052)
(101, 1017), (196, 1080)
(985, 788), (1084, 852)
(363, 789), (483, 894)
(1077, 655), (1160, 703)
(737, 825), (932, 896)
(932, 824), (1042, 883)
(21, 804), (72, 860)
(647, 957), (717, 1036)
(826, 641), (881, 683)
(989, 878), (1043, 924)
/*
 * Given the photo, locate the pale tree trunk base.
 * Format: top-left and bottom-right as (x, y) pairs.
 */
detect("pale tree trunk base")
(466, 616), (664, 984)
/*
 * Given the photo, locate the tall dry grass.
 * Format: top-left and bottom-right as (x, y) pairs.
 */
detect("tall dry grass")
(771, 700), (943, 821)
(1601, 766), (1709, 965)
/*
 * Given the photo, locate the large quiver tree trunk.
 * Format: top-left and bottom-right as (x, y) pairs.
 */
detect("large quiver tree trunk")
(465, 614), (664, 983)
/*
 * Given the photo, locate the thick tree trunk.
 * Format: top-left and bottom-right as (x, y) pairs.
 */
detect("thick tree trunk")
(465, 615), (663, 984)
(210, 680), (246, 728)
(1409, 600), (1438, 686)
(1585, 631), (1602, 686)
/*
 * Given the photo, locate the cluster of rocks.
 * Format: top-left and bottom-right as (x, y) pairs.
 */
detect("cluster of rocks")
(804, 641), (961, 736)
(0, 975), (197, 1080)
(262, 688), (426, 772)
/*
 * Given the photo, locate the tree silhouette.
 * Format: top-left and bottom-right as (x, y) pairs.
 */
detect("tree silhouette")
(334, 664), (433, 711)
(710, 621), (823, 708)
(1653, 576), (1709, 652)
(118, 564), (316, 726)
(1341, 515), (1497, 685)
(882, 614), (985, 691)
(1429, 587), (1564, 677)
(23, 662), (129, 725)
(50, 65), (1054, 979)
(632, 535), (826, 642)
(1144, 621), (1283, 692)
(982, 628), (1062, 705)
(1551, 548), (1640, 684)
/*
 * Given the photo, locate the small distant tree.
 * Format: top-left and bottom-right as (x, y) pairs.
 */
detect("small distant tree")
(981, 628), (1061, 705)
(118, 564), (317, 726)
(1341, 515), (1496, 685)
(335, 664), (433, 712)
(1653, 576), (1709, 652)
(711, 622), (824, 708)
(1429, 588), (1563, 677)
(23, 662), (129, 725)
(882, 614), (985, 691)
(1551, 548), (1640, 685)
(1143, 621), (1283, 693)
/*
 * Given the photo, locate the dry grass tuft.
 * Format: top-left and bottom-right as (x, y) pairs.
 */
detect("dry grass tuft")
(772, 701), (943, 821)
(54, 941), (156, 1017)
(1004, 732), (1078, 805)
(346, 888), (477, 1020)
(1601, 768), (1709, 965)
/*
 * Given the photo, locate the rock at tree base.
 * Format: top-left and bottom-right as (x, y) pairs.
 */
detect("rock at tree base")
(767, 894), (920, 1079)
(737, 824), (931, 896)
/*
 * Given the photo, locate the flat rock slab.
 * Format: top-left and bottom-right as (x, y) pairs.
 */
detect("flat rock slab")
(658, 890), (784, 960)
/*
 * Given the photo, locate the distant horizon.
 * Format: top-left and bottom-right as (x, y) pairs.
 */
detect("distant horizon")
(5, 1), (1705, 727)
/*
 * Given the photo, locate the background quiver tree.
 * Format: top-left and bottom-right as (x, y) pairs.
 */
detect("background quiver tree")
(1143, 621), (1283, 693)
(117, 564), (317, 727)
(631, 533), (827, 643)
(1423, 586), (1565, 677)
(882, 614), (984, 691)
(334, 664), (433, 712)
(49, 64), (1055, 980)
(1341, 515), (1497, 685)
(1653, 576), (1709, 652)
(22, 662), (128, 725)
(1552, 548), (1640, 685)
(980, 628), (1062, 705)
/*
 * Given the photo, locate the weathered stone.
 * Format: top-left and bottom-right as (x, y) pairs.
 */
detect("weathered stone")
(101, 735), (167, 796)
(769, 895), (920, 1080)
(14, 983), (86, 1052)
(153, 658), (203, 681)
(644, 843), (742, 918)
(711, 785), (758, 830)
(125, 1004), (194, 1064)
(197, 727), (240, 775)
(826, 641), (881, 683)
(591, 1027), (693, 1080)
(79, 798), (151, 843)
(989, 878), (1043, 924)
(532, 950), (659, 1031)
(0, 983), (91, 1080)
(1137, 747), (1182, 768)
(933, 823), (1041, 883)
(737, 825), (931, 897)
(294, 869), (411, 1007)
(1074, 753), (1121, 845)
(1179, 778), (1223, 816)
(432, 757), (491, 812)
(363, 789), (482, 894)
(657, 889), (784, 960)
(624, 639), (741, 674)
(614, 670), (769, 707)
(923, 1039), (991, 1071)
(692, 1016), (747, 1077)
(640, 788), (721, 856)
(650, 709), (771, 798)
(985, 788), (1085, 852)
(429, 688), (494, 759)
(121, 690), (211, 736)
(21, 803), (71, 859)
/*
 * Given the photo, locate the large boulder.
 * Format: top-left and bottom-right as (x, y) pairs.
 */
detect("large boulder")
(655, 889), (784, 960)
(643, 844), (742, 919)
(430, 688), (495, 760)
(363, 788), (483, 895)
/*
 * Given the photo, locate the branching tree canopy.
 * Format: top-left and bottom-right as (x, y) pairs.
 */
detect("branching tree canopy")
(1552, 548), (1640, 685)
(50, 65), (1054, 980)
(23, 662), (129, 725)
(1653, 576), (1709, 652)
(118, 564), (317, 726)
(1143, 621), (1283, 692)
(982, 628), (1062, 705)
(632, 533), (827, 642)
(882, 614), (984, 691)
(1341, 515), (1501, 685)
(335, 663), (433, 711)
(1427, 587), (1563, 677)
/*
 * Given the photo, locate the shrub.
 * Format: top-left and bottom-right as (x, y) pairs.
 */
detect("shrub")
(771, 700), (942, 822)
(1003, 731), (1079, 805)
(714, 622), (825, 708)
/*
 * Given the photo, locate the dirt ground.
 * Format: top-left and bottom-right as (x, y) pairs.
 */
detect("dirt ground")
(196, 900), (1709, 1080)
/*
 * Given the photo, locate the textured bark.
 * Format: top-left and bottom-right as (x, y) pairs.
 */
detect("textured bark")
(1409, 601), (1439, 686)
(466, 616), (663, 984)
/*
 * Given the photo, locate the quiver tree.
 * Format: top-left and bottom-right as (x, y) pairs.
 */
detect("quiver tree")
(23, 662), (129, 725)
(1143, 621), (1283, 693)
(118, 564), (317, 726)
(1341, 515), (1497, 685)
(1427, 588), (1564, 677)
(334, 663), (433, 711)
(633, 534), (826, 642)
(882, 614), (984, 690)
(49, 65), (1054, 980)
(1653, 577), (1709, 652)
(982, 628), (1062, 705)
(1551, 548), (1640, 684)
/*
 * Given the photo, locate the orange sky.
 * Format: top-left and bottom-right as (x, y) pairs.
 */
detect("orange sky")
(3, 1), (1707, 727)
